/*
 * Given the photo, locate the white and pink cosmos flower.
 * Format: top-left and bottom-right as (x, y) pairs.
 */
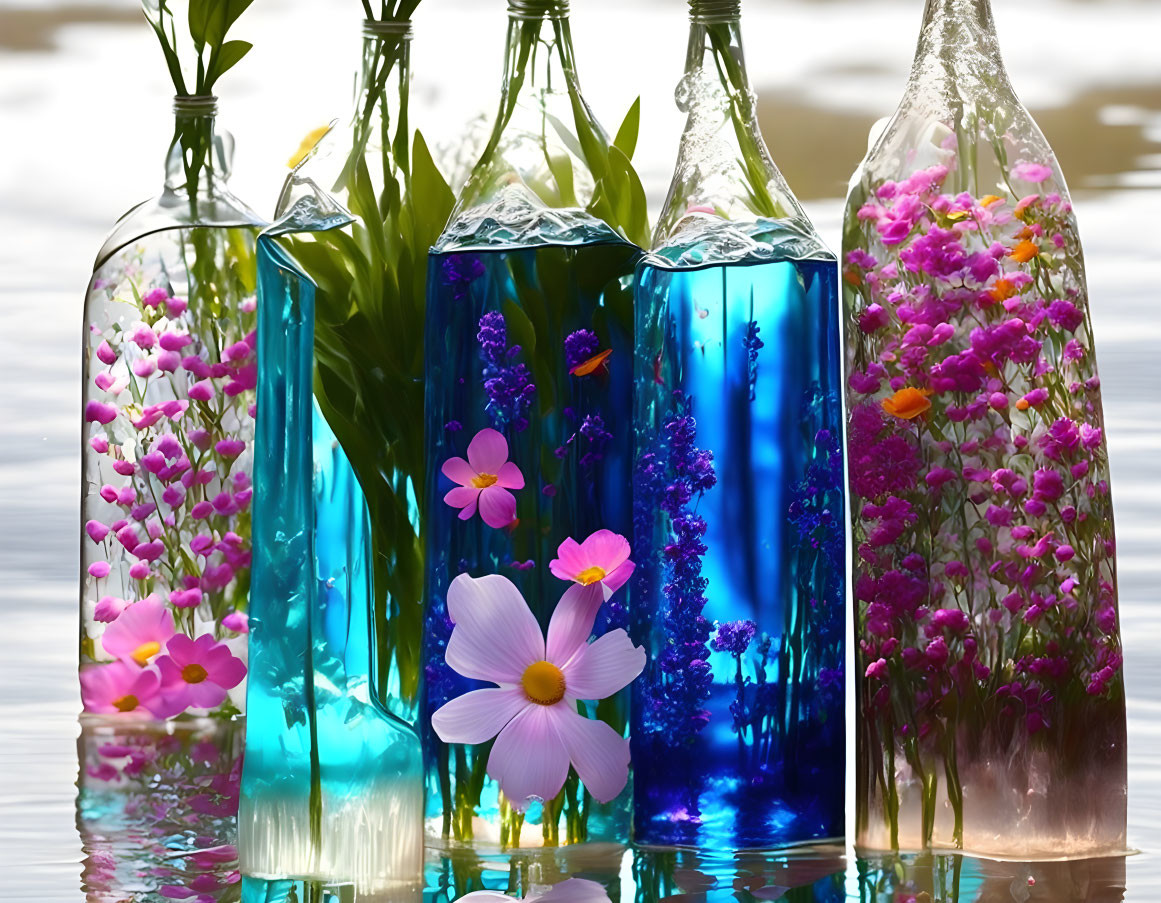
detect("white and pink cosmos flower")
(548, 529), (635, 600)
(442, 428), (525, 528)
(431, 573), (645, 809)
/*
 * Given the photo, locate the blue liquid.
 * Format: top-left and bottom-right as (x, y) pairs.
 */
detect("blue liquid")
(631, 252), (845, 850)
(423, 234), (641, 845)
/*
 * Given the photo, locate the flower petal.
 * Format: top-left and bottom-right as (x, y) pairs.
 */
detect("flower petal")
(431, 687), (529, 745)
(478, 486), (517, 529)
(548, 537), (587, 583)
(602, 559), (636, 596)
(534, 879), (613, 903)
(550, 704), (630, 804)
(545, 583), (605, 668)
(580, 529), (631, 573)
(458, 496), (479, 521)
(445, 573), (544, 684)
(467, 428), (509, 474)
(562, 628), (645, 700)
(495, 460), (525, 490)
(441, 456), (476, 487)
(444, 486), (480, 510)
(488, 704), (570, 811)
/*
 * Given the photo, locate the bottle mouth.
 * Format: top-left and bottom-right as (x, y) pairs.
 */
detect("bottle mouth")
(690, 0), (741, 23)
(508, 0), (569, 19)
(173, 95), (218, 116)
(363, 18), (413, 39)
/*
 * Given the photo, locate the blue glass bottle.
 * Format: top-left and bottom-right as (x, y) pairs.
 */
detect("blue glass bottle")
(631, 0), (845, 850)
(423, 0), (646, 850)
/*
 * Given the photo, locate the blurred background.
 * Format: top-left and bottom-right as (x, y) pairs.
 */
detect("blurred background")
(1, 0), (1158, 899)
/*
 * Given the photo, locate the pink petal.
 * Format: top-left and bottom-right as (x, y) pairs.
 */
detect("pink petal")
(431, 687), (529, 745)
(445, 573), (544, 684)
(548, 538), (588, 582)
(478, 486), (516, 529)
(495, 460), (525, 490)
(457, 497), (479, 521)
(562, 628), (645, 700)
(550, 704), (630, 804)
(441, 456), (476, 487)
(209, 654), (247, 690)
(444, 486), (481, 510)
(467, 428), (509, 474)
(580, 529), (631, 573)
(186, 681), (229, 710)
(487, 704), (570, 810)
(545, 583), (605, 668)
(603, 559), (636, 596)
(537, 879), (613, 903)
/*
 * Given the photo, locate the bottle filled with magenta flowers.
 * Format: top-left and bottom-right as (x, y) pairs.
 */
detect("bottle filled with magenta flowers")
(79, 1), (262, 724)
(842, 0), (1126, 857)
(423, 0), (651, 850)
(630, 0), (845, 851)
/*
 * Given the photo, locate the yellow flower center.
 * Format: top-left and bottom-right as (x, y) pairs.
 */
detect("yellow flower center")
(182, 664), (209, 684)
(575, 566), (607, 586)
(131, 641), (161, 666)
(471, 473), (499, 489)
(112, 694), (139, 713)
(522, 660), (566, 706)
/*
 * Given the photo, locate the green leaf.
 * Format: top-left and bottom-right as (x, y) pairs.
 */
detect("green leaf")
(188, 0), (211, 47)
(613, 96), (641, 160)
(213, 40), (251, 80)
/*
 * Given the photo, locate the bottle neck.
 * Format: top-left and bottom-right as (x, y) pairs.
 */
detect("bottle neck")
(166, 96), (232, 208)
(497, 4), (579, 108)
(911, 0), (1004, 81)
(351, 21), (413, 177)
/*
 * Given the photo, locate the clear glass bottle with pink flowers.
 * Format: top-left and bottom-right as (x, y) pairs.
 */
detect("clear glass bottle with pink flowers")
(79, 1), (262, 724)
(842, 0), (1126, 857)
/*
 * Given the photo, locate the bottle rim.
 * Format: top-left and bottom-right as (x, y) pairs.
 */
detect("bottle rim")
(690, 0), (741, 24)
(173, 94), (218, 116)
(508, 0), (569, 20)
(363, 18), (413, 38)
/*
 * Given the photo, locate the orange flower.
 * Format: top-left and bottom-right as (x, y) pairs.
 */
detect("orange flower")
(570, 348), (612, 377)
(881, 387), (932, 420)
(1010, 240), (1039, 264)
(980, 194), (1003, 207)
(989, 278), (1018, 303)
(843, 269), (863, 287)
(1015, 398), (1030, 411)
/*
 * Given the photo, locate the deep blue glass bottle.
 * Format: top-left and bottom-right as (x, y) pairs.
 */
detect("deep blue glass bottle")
(630, 0), (845, 850)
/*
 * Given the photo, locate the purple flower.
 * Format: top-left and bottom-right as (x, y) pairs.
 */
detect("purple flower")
(477, 311), (536, 432)
(712, 620), (757, 656)
(564, 329), (600, 370)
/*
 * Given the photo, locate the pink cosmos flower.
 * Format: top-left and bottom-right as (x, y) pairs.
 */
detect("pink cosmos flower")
(442, 428), (525, 528)
(102, 596), (175, 666)
(548, 530), (635, 600)
(431, 573), (645, 809)
(80, 660), (163, 716)
(155, 634), (247, 714)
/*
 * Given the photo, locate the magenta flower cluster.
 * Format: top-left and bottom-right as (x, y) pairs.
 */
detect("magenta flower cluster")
(844, 158), (1121, 753)
(81, 264), (255, 719)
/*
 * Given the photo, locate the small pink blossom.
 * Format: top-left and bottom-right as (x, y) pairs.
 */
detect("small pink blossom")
(94, 595), (130, 622)
(221, 611), (249, 633)
(442, 428), (525, 529)
(88, 561), (111, 578)
(215, 439), (245, 458)
(549, 530), (635, 600)
(189, 380), (215, 402)
(155, 634), (247, 714)
(96, 340), (117, 365)
(80, 660), (164, 716)
(86, 520), (110, 543)
(1013, 162), (1053, 184)
(85, 400), (117, 425)
(167, 296), (188, 316)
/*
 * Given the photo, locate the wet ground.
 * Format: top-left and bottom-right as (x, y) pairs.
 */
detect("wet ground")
(1, 0), (1158, 900)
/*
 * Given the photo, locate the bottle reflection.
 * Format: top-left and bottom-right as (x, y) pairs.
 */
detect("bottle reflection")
(857, 852), (1127, 903)
(76, 718), (243, 902)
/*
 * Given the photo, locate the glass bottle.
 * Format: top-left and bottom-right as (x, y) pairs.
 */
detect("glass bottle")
(239, 17), (426, 897)
(423, 0), (644, 849)
(630, 0), (845, 851)
(80, 95), (262, 723)
(842, 0), (1126, 856)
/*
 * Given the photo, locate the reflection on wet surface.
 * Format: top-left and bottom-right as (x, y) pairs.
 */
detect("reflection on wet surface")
(4, 0), (1160, 900)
